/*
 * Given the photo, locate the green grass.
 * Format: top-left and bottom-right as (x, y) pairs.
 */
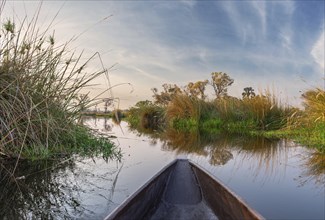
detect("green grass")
(21, 125), (121, 160)
(224, 120), (259, 134)
(171, 118), (198, 131)
(199, 118), (223, 133)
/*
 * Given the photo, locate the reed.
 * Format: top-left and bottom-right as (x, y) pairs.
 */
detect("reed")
(279, 88), (325, 151)
(126, 101), (165, 130)
(214, 97), (244, 121)
(241, 90), (290, 130)
(301, 88), (325, 124)
(166, 94), (201, 124)
(0, 13), (116, 159)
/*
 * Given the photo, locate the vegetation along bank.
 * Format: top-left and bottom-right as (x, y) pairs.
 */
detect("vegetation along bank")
(126, 72), (325, 152)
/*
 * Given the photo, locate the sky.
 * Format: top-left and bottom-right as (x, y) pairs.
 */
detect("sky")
(2, 0), (324, 109)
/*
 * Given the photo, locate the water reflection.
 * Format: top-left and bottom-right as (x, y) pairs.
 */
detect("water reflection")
(0, 157), (121, 219)
(299, 152), (325, 187)
(129, 122), (324, 188)
(0, 118), (323, 219)
(0, 159), (77, 218)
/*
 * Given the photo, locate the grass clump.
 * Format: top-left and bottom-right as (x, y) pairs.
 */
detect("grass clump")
(166, 94), (201, 131)
(199, 118), (223, 134)
(261, 88), (325, 151)
(126, 100), (165, 130)
(241, 91), (290, 130)
(301, 88), (325, 123)
(172, 118), (198, 131)
(0, 16), (118, 159)
(166, 94), (201, 122)
(289, 88), (325, 151)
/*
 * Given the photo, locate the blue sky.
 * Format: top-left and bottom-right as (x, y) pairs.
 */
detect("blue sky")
(2, 1), (324, 109)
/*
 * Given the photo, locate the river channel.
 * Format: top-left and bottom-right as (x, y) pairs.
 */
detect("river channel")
(0, 117), (324, 219)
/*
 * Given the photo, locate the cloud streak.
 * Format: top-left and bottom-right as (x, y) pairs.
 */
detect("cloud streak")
(311, 30), (325, 71)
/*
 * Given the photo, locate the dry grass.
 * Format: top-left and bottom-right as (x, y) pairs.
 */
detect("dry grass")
(166, 94), (201, 121)
(302, 88), (325, 123)
(214, 97), (243, 121)
(241, 90), (290, 130)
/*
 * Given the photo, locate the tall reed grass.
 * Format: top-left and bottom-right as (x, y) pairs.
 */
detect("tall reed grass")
(0, 13), (116, 159)
(242, 90), (291, 130)
(126, 101), (165, 130)
(301, 88), (325, 124)
(212, 90), (291, 131)
(166, 94), (201, 121)
(287, 88), (325, 150)
(214, 97), (243, 121)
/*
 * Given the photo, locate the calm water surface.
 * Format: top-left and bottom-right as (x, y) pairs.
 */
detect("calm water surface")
(0, 117), (324, 219)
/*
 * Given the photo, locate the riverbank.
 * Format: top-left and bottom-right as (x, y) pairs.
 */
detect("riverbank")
(125, 80), (325, 152)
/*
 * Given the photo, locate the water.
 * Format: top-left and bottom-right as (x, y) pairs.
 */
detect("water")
(0, 117), (324, 219)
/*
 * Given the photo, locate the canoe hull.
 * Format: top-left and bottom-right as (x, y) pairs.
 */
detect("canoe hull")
(105, 160), (174, 220)
(192, 162), (264, 220)
(105, 159), (264, 220)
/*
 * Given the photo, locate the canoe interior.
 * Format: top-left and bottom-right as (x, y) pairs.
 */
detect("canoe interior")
(105, 159), (264, 220)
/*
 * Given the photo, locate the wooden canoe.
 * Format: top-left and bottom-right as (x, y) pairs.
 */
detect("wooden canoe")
(105, 159), (264, 220)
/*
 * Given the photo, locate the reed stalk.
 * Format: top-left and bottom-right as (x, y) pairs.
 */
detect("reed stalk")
(0, 7), (117, 160)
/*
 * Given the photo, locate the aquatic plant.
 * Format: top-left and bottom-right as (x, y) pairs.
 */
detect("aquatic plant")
(213, 97), (244, 122)
(126, 100), (165, 130)
(0, 10), (117, 159)
(301, 88), (325, 123)
(166, 94), (201, 122)
(241, 90), (290, 130)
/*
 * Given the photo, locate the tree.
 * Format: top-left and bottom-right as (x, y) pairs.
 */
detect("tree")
(242, 87), (256, 99)
(151, 83), (183, 105)
(185, 80), (209, 100)
(211, 72), (234, 98)
(135, 100), (153, 108)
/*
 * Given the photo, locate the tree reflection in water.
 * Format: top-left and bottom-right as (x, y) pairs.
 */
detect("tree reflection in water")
(1, 118), (322, 218)
(129, 123), (324, 188)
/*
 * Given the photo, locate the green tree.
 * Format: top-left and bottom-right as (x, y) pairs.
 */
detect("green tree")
(185, 80), (209, 100)
(135, 100), (153, 108)
(211, 72), (234, 98)
(152, 83), (183, 106)
(242, 87), (256, 99)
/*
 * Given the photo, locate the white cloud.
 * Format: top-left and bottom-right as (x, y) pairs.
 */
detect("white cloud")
(311, 31), (325, 71)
